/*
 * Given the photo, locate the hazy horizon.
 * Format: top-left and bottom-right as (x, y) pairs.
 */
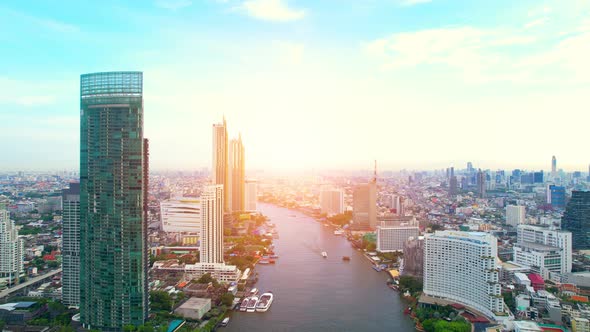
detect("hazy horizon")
(1, 0), (589, 171)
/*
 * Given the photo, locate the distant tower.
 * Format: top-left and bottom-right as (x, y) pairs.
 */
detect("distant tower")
(449, 166), (457, 197)
(551, 156), (557, 178)
(228, 134), (245, 212)
(0, 206), (24, 287)
(200, 185), (224, 264)
(212, 118), (229, 212)
(477, 169), (486, 198)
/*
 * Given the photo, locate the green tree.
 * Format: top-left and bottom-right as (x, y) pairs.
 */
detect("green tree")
(220, 292), (235, 307)
(123, 324), (136, 331)
(150, 291), (173, 311)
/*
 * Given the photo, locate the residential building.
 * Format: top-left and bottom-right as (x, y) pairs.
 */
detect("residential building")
(0, 207), (24, 287)
(79, 71), (148, 330)
(402, 236), (424, 279)
(61, 183), (80, 307)
(506, 205), (526, 227)
(160, 197), (202, 234)
(572, 317), (590, 332)
(212, 118), (229, 212)
(319, 187), (344, 216)
(562, 191), (590, 250)
(228, 135), (245, 212)
(477, 169), (486, 198)
(244, 180), (258, 212)
(200, 185), (224, 264)
(376, 218), (419, 252)
(424, 231), (503, 320)
(516, 224), (572, 274)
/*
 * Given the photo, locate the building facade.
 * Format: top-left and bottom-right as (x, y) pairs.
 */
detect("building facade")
(160, 198), (202, 234)
(244, 180), (258, 212)
(549, 185), (566, 209)
(424, 231), (503, 319)
(376, 225), (419, 252)
(562, 191), (590, 250)
(0, 208), (24, 287)
(319, 187), (344, 216)
(513, 224), (572, 277)
(352, 182), (377, 230)
(228, 135), (245, 212)
(79, 71), (148, 330)
(212, 118), (229, 212)
(402, 236), (424, 279)
(506, 205), (526, 227)
(200, 185), (224, 264)
(61, 183), (80, 307)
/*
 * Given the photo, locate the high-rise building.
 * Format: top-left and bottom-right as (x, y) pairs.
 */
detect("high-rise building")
(562, 191), (590, 250)
(513, 224), (572, 277)
(62, 183), (80, 307)
(376, 222), (419, 252)
(244, 180), (258, 212)
(506, 205), (526, 227)
(0, 206), (24, 287)
(548, 185), (566, 209)
(551, 156), (557, 178)
(228, 135), (245, 212)
(212, 118), (229, 212)
(424, 231), (503, 320)
(352, 182), (377, 230)
(319, 187), (344, 216)
(160, 198), (202, 233)
(79, 71), (148, 330)
(200, 185), (224, 264)
(477, 169), (486, 198)
(449, 176), (458, 197)
(402, 236), (424, 279)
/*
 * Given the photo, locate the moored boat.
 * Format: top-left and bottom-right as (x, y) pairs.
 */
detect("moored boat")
(342, 256), (350, 261)
(334, 229), (344, 236)
(249, 288), (259, 296)
(321, 251), (328, 258)
(239, 297), (249, 311)
(246, 296), (259, 312)
(256, 292), (274, 312)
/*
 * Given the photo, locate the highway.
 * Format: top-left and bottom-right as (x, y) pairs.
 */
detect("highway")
(0, 268), (62, 299)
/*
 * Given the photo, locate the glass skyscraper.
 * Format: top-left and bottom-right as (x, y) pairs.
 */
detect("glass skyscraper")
(80, 71), (147, 331)
(61, 182), (80, 307)
(562, 191), (590, 250)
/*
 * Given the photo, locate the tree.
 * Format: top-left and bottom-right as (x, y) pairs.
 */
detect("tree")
(150, 291), (173, 311)
(220, 292), (235, 307)
(123, 324), (136, 332)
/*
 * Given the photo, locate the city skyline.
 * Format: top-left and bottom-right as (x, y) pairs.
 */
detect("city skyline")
(2, 0), (590, 171)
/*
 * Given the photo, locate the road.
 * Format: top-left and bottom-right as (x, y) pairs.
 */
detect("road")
(0, 268), (62, 299)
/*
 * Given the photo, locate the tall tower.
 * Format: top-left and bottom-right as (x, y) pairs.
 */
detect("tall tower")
(0, 206), (24, 287)
(212, 118), (229, 212)
(562, 191), (590, 250)
(228, 135), (245, 212)
(61, 182), (80, 307)
(552, 156), (557, 178)
(79, 71), (147, 330)
(477, 169), (486, 199)
(200, 185), (224, 264)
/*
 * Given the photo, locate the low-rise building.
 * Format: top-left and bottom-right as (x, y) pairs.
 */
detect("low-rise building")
(174, 297), (211, 320)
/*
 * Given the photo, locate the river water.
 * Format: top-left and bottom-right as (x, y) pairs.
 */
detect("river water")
(224, 204), (415, 331)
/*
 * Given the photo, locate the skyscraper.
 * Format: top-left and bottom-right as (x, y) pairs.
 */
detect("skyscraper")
(244, 180), (258, 212)
(506, 205), (525, 227)
(0, 205), (24, 287)
(200, 185), (224, 264)
(477, 169), (486, 198)
(551, 155), (557, 178)
(319, 187), (344, 216)
(80, 71), (147, 330)
(212, 118), (229, 212)
(562, 191), (590, 250)
(61, 183), (80, 307)
(228, 135), (245, 212)
(548, 185), (566, 209)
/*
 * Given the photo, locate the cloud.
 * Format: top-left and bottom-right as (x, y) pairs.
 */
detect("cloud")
(273, 41), (305, 65)
(0, 77), (66, 107)
(2, 8), (79, 34)
(525, 17), (548, 29)
(238, 0), (305, 22)
(154, 0), (192, 10)
(399, 0), (432, 6)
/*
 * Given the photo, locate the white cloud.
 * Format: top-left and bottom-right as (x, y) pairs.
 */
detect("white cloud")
(525, 17), (548, 29)
(400, 0), (432, 6)
(273, 41), (305, 65)
(239, 0), (305, 22)
(154, 0), (192, 10)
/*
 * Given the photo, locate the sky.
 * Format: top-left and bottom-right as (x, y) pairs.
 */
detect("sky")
(1, 0), (590, 172)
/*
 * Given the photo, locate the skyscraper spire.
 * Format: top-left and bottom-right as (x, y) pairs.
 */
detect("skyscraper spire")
(372, 160), (377, 184)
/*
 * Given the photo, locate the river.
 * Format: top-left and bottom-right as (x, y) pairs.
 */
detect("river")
(224, 203), (415, 331)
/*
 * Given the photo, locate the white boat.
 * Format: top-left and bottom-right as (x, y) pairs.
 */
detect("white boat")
(220, 317), (230, 327)
(333, 229), (344, 236)
(249, 288), (259, 296)
(321, 251), (328, 258)
(239, 297), (249, 311)
(256, 292), (274, 312)
(246, 296), (259, 312)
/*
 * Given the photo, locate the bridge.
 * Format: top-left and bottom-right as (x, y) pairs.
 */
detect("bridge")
(0, 268), (62, 300)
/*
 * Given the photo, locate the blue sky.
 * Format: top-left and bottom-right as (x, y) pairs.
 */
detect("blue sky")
(1, 0), (590, 171)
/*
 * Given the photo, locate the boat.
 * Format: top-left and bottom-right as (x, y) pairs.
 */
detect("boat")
(269, 254), (279, 259)
(239, 297), (249, 311)
(246, 296), (259, 312)
(249, 288), (259, 296)
(256, 292), (274, 312)
(321, 251), (328, 258)
(372, 265), (382, 272)
(258, 259), (270, 264)
(342, 256), (350, 261)
(220, 317), (230, 327)
(334, 229), (344, 236)
(269, 259), (276, 264)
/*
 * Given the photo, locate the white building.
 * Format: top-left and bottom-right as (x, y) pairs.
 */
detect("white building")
(244, 180), (258, 212)
(376, 218), (419, 252)
(160, 197), (202, 234)
(506, 205), (526, 227)
(424, 231), (504, 320)
(0, 207), (24, 286)
(184, 263), (241, 283)
(383, 194), (403, 215)
(201, 185), (224, 264)
(513, 224), (572, 278)
(319, 187), (344, 216)
(61, 183), (80, 307)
